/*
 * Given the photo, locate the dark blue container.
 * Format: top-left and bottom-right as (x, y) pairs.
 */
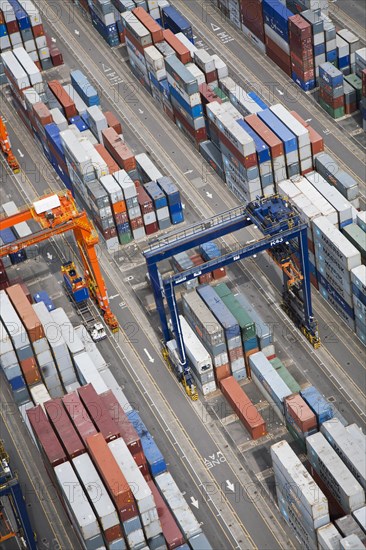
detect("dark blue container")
(33, 290), (55, 311)
(8, 0), (31, 30)
(127, 410), (167, 477)
(170, 210), (184, 225)
(45, 123), (65, 160)
(68, 116), (88, 132)
(159, 79), (170, 101)
(71, 70), (100, 107)
(244, 336), (259, 352)
(0, 228), (27, 264)
(168, 85), (203, 118)
(318, 63), (343, 87)
(90, 8), (120, 47)
(199, 241), (220, 261)
(248, 91), (268, 111)
(262, 0), (293, 43)
(161, 5), (194, 43)
(291, 72), (315, 92)
(156, 177), (181, 206)
(9, 375), (26, 391)
(338, 55), (350, 69)
(326, 49), (337, 63)
(314, 43), (325, 57)
(352, 284), (366, 307)
(257, 109), (298, 154)
(300, 386), (334, 426)
(316, 272), (354, 318)
(144, 182), (167, 209)
(0, 24), (7, 37)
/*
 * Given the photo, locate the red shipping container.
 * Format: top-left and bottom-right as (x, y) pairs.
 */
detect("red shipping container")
(137, 186), (154, 214)
(34, 61), (41, 71)
(205, 69), (218, 85)
(265, 36), (291, 76)
(290, 111), (324, 156)
(145, 222), (159, 235)
(19, 283), (32, 304)
(215, 363), (231, 382)
(0, 12), (4, 25)
(6, 284), (45, 342)
(86, 433), (137, 522)
(148, 480), (185, 549)
(32, 23), (45, 38)
(104, 111), (123, 135)
(78, 384), (121, 442)
(212, 267), (226, 280)
(163, 101), (176, 123)
(362, 69), (366, 97)
(291, 50), (314, 71)
(240, 0), (265, 42)
(217, 127), (258, 169)
(102, 127), (136, 171)
(284, 394), (317, 433)
(244, 348), (260, 376)
(62, 391), (98, 444)
(45, 398), (85, 459)
(319, 89), (344, 109)
(163, 29), (191, 64)
(6, 20), (19, 34)
(133, 450), (150, 479)
(33, 102), (53, 126)
(125, 28), (146, 56)
(94, 144), (120, 174)
(345, 102), (357, 115)
(244, 114), (284, 158)
(48, 80), (77, 119)
(173, 107), (207, 145)
(20, 357), (41, 386)
(100, 390), (143, 457)
(220, 376), (267, 439)
(50, 48), (63, 67)
(190, 254), (212, 284)
(288, 15), (312, 39)
(132, 7), (164, 44)
(27, 405), (67, 467)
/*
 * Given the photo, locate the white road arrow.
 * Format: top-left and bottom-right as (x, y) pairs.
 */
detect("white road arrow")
(138, 108), (144, 114)
(74, 29), (80, 36)
(51, 37), (56, 43)
(109, 294), (120, 300)
(276, 89), (284, 96)
(226, 480), (235, 492)
(305, 118), (312, 123)
(46, 252), (53, 261)
(184, 169), (193, 175)
(190, 497), (199, 509)
(17, 149), (24, 158)
(144, 349), (155, 363)
(206, 191), (213, 199)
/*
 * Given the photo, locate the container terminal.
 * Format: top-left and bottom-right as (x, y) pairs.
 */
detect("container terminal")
(0, 1), (365, 549)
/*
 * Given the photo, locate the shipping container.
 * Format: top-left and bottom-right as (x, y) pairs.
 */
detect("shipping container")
(127, 410), (167, 476)
(44, 398), (85, 459)
(62, 390), (98, 445)
(300, 386), (334, 427)
(148, 480), (185, 550)
(249, 352), (292, 415)
(6, 283), (45, 342)
(78, 383), (120, 442)
(26, 404), (67, 467)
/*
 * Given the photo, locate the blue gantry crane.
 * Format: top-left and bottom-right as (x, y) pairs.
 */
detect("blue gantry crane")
(144, 196), (320, 399)
(0, 441), (37, 550)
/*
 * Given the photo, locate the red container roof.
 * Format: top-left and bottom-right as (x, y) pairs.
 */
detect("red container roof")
(62, 391), (98, 444)
(45, 398), (85, 458)
(27, 405), (67, 466)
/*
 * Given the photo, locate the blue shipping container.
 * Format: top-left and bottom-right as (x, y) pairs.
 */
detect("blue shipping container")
(300, 386), (334, 426)
(316, 272), (355, 318)
(0, 228), (27, 264)
(247, 92), (268, 111)
(127, 410), (167, 477)
(161, 5), (194, 43)
(144, 182), (167, 209)
(318, 63), (343, 87)
(68, 116), (88, 132)
(338, 55), (350, 69)
(326, 49), (337, 63)
(257, 109), (298, 154)
(262, 0), (293, 42)
(291, 72), (316, 92)
(168, 85), (203, 119)
(197, 285), (241, 339)
(199, 241), (220, 261)
(156, 177), (181, 206)
(9, 375), (26, 391)
(237, 120), (271, 163)
(8, 0), (31, 30)
(33, 291), (55, 311)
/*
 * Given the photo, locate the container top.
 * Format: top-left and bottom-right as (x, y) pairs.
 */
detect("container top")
(45, 398), (85, 458)
(196, 285), (240, 337)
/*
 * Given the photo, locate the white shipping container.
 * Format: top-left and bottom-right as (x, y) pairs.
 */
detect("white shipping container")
(306, 171), (353, 227)
(317, 523), (343, 550)
(271, 104), (310, 147)
(0, 290), (30, 351)
(30, 383), (51, 410)
(306, 432), (365, 513)
(63, 84), (88, 117)
(176, 316), (213, 375)
(193, 49), (215, 73)
(72, 454), (120, 533)
(74, 326), (107, 372)
(340, 534), (365, 549)
(290, 175), (338, 225)
(320, 419), (366, 490)
(98, 368), (133, 414)
(155, 472), (202, 539)
(0, 320), (14, 356)
(135, 153), (163, 182)
(212, 54), (229, 79)
(54, 462), (102, 542)
(114, 170), (136, 200)
(175, 32), (198, 55)
(271, 441), (329, 520)
(73, 352), (108, 394)
(50, 108), (68, 131)
(312, 216), (361, 271)
(184, 63), (206, 87)
(50, 308), (85, 356)
(346, 424), (366, 449)
(352, 506), (366, 532)
(12, 47), (42, 85)
(1, 50), (30, 90)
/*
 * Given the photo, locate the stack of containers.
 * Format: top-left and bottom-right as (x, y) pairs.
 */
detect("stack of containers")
(288, 14), (315, 92)
(337, 29), (360, 75)
(144, 180), (171, 230)
(317, 523), (343, 549)
(144, 44), (166, 102)
(193, 49), (218, 87)
(248, 352), (292, 420)
(306, 432), (365, 514)
(220, 376), (267, 439)
(271, 440), (330, 550)
(176, 315), (216, 395)
(99, 174), (132, 244)
(290, 111), (324, 158)
(165, 55), (207, 147)
(182, 291), (230, 382)
(156, 176), (184, 225)
(342, 223), (366, 263)
(160, 4), (193, 42)
(257, 108), (300, 178)
(262, 0), (293, 77)
(350, 265), (366, 346)
(87, 180), (119, 252)
(239, 0), (266, 53)
(336, 519), (366, 547)
(314, 153), (359, 206)
(318, 62), (345, 119)
(213, 283), (257, 377)
(320, 418), (366, 491)
(88, 0), (120, 47)
(114, 169), (145, 240)
(102, 128), (136, 172)
(234, 292), (273, 350)
(312, 216), (361, 331)
(59, 129), (92, 202)
(190, 253), (212, 285)
(199, 241), (226, 279)
(171, 252), (197, 290)
(32, 301), (78, 390)
(245, 113), (287, 185)
(135, 152), (163, 183)
(137, 185), (158, 235)
(283, 394), (317, 450)
(197, 284), (245, 380)
(121, 11), (152, 93)
(301, 9), (326, 82)
(85, 106), (108, 144)
(0, 319), (30, 404)
(270, 104), (312, 175)
(300, 386), (334, 429)
(70, 70), (100, 108)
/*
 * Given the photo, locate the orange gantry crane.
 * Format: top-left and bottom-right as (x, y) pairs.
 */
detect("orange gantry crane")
(0, 190), (119, 332)
(0, 116), (20, 173)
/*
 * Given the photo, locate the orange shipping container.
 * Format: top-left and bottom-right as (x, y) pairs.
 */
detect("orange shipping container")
(215, 364), (231, 382)
(284, 394), (317, 433)
(20, 357), (41, 386)
(86, 433), (137, 522)
(132, 7), (164, 44)
(48, 80), (77, 119)
(94, 144), (120, 174)
(6, 284), (45, 342)
(163, 29), (191, 64)
(290, 111), (324, 156)
(220, 376), (267, 440)
(112, 200), (126, 215)
(104, 111), (123, 135)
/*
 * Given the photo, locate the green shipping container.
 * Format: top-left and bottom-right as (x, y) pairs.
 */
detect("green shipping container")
(118, 231), (133, 245)
(214, 283), (257, 341)
(213, 87), (229, 102)
(344, 74), (362, 102)
(342, 223), (366, 262)
(319, 98), (345, 119)
(269, 358), (301, 394)
(286, 421), (307, 453)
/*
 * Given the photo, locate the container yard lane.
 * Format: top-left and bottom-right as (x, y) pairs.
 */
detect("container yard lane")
(31, 0), (366, 421)
(175, 0), (366, 190)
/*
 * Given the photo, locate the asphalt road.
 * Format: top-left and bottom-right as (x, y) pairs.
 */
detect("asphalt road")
(329, 0), (366, 41)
